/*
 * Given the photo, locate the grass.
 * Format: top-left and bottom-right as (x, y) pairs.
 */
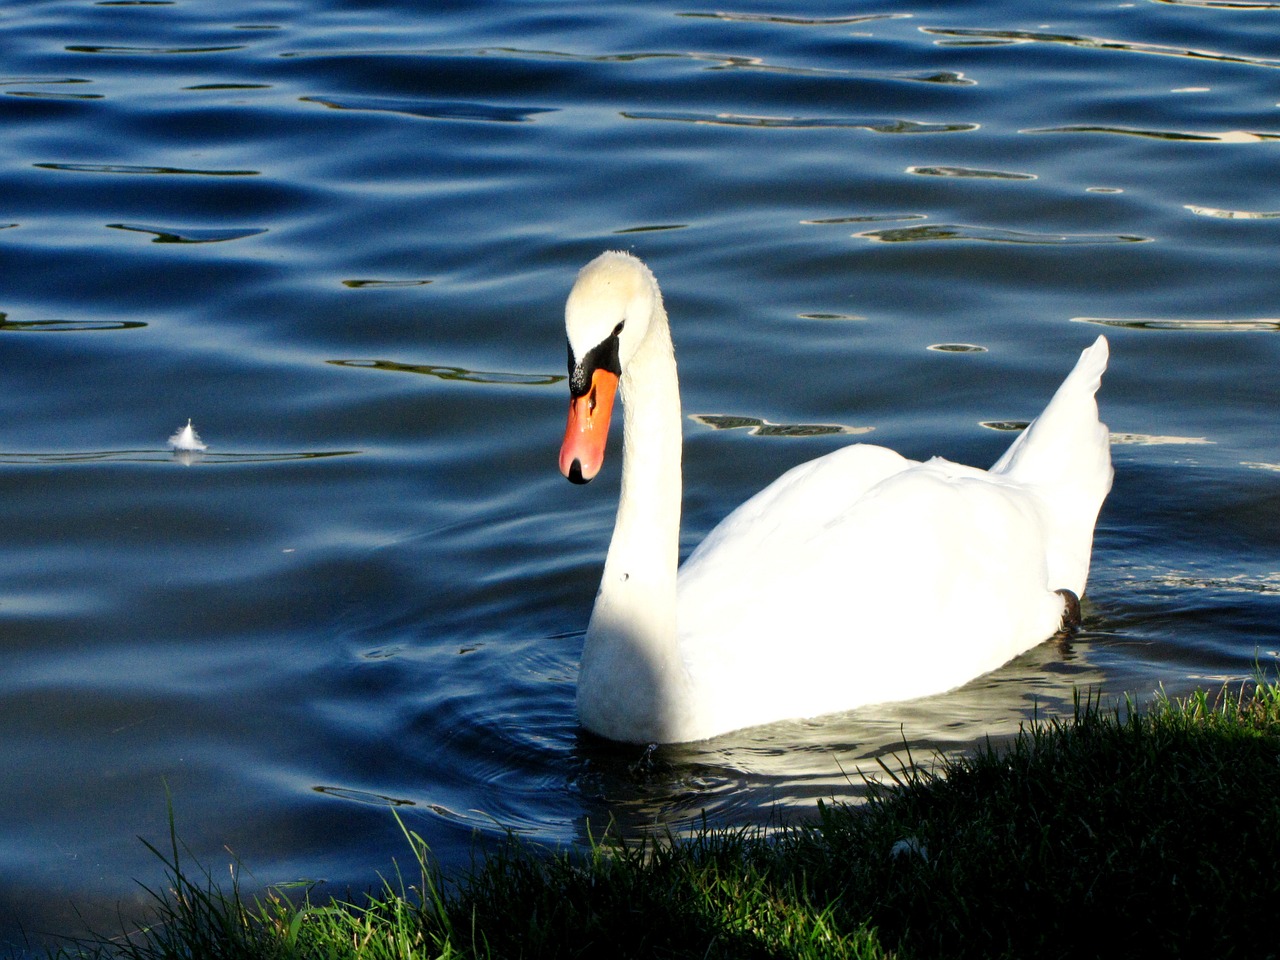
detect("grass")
(52, 680), (1280, 960)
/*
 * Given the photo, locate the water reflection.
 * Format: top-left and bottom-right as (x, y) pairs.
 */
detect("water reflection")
(928, 343), (988, 353)
(690, 414), (871, 438)
(979, 420), (1212, 447)
(107, 223), (268, 243)
(65, 44), (245, 54)
(908, 165), (1036, 179)
(803, 214), (926, 225)
(1026, 125), (1280, 142)
(678, 12), (912, 26)
(1185, 205), (1280, 219)
(328, 358), (562, 386)
(5, 90), (103, 101)
(622, 111), (978, 134)
(302, 95), (556, 123)
(859, 224), (1149, 243)
(923, 26), (1280, 69)
(0, 315), (147, 332)
(1153, 0), (1280, 7)
(34, 162), (259, 176)
(564, 633), (1110, 840)
(314, 786), (416, 808)
(0, 449), (358, 464)
(1073, 316), (1280, 332)
(342, 279), (432, 288)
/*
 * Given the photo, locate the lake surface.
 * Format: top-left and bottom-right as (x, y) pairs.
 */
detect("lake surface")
(3, 0), (1279, 948)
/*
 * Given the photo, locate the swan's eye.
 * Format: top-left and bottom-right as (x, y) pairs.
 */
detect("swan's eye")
(612, 321), (624, 338)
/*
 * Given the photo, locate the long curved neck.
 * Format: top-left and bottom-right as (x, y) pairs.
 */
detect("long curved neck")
(577, 300), (696, 743)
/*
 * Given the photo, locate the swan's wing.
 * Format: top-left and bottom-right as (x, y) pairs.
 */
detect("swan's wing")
(676, 453), (1067, 729)
(681, 443), (916, 572)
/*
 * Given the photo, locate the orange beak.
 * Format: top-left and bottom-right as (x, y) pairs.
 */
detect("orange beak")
(559, 368), (619, 484)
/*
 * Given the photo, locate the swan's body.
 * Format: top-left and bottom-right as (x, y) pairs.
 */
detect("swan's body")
(559, 251), (1112, 744)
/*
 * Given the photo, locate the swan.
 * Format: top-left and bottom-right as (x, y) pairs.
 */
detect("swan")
(559, 251), (1112, 744)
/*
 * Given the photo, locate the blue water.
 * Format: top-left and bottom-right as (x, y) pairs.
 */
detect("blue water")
(3, 0), (1280, 947)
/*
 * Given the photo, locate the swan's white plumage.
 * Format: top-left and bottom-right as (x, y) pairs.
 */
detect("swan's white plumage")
(561, 251), (1112, 743)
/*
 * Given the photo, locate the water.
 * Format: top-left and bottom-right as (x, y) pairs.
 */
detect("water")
(3, 0), (1279, 947)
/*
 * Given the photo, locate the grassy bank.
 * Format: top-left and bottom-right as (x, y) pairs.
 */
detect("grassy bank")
(56, 683), (1280, 960)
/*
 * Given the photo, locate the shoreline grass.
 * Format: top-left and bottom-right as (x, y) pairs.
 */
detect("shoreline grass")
(51, 681), (1280, 960)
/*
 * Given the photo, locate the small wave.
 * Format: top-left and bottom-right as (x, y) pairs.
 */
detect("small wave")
(329, 358), (562, 386)
(107, 223), (268, 243)
(35, 161), (258, 176)
(803, 213), (926, 225)
(859, 224), (1149, 244)
(923, 26), (1280, 70)
(679, 12), (912, 26)
(342, 279), (432, 288)
(65, 44), (244, 55)
(908, 165), (1035, 179)
(1110, 434), (1213, 446)
(928, 343), (988, 353)
(0, 450), (358, 465)
(302, 94), (555, 123)
(1025, 125), (1280, 143)
(313, 786), (416, 807)
(1073, 317), (1280, 332)
(690, 414), (872, 437)
(613, 223), (689, 234)
(1185, 205), (1280, 219)
(1151, 0), (1280, 7)
(980, 420), (1212, 446)
(622, 110), (977, 133)
(6, 90), (103, 100)
(0, 316), (146, 332)
(1151, 572), (1280, 596)
(980, 420), (1029, 432)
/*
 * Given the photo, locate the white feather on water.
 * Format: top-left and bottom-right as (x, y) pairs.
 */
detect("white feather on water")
(168, 419), (207, 452)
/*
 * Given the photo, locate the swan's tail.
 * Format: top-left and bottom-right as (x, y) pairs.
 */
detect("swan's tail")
(990, 335), (1112, 596)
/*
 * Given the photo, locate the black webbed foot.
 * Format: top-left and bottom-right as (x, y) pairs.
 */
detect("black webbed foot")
(1053, 588), (1081, 639)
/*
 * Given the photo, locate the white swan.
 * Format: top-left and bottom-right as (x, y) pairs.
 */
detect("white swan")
(559, 251), (1112, 744)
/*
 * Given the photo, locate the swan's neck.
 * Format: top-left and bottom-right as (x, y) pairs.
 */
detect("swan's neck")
(577, 302), (696, 743)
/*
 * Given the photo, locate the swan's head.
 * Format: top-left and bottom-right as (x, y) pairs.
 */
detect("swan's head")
(559, 251), (660, 484)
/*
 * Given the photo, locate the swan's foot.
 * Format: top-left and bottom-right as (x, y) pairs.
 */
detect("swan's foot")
(1053, 588), (1081, 639)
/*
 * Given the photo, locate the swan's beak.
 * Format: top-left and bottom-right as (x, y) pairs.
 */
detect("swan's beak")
(559, 368), (619, 484)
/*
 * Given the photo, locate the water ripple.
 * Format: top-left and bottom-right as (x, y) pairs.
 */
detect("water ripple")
(1025, 125), (1280, 142)
(622, 110), (977, 133)
(678, 12), (913, 26)
(34, 162), (258, 176)
(0, 316), (146, 332)
(107, 223), (268, 243)
(328, 358), (562, 386)
(1185, 205), (1280, 219)
(803, 213), (927, 225)
(908, 165), (1035, 179)
(858, 224), (1149, 243)
(980, 422), (1212, 446)
(313, 786), (416, 808)
(1152, 0), (1280, 7)
(66, 44), (245, 55)
(1073, 316), (1280, 331)
(0, 450), (358, 465)
(928, 343), (989, 353)
(923, 26), (1280, 69)
(689, 414), (872, 437)
(341, 279), (433, 288)
(301, 95), (556, 123)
